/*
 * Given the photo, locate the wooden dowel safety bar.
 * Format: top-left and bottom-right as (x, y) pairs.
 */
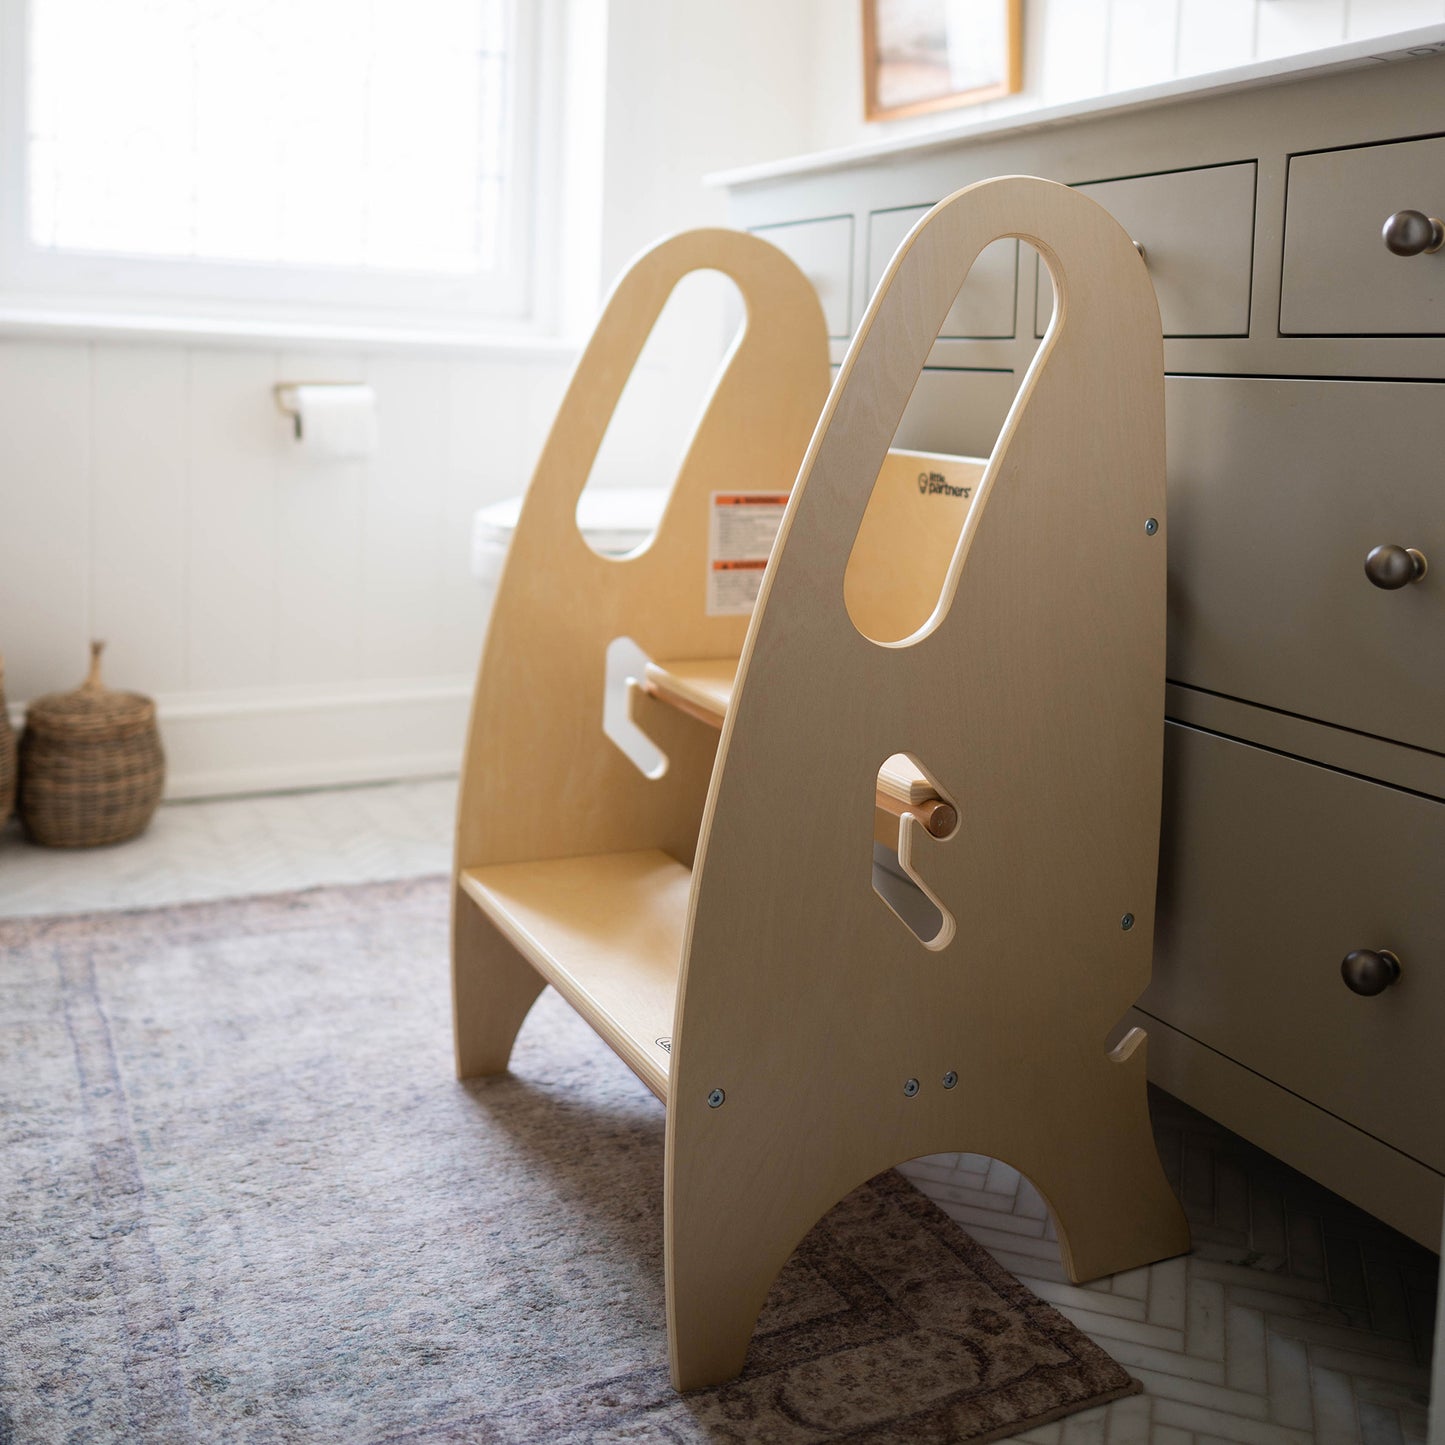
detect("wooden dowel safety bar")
(876, 792), (958, 840)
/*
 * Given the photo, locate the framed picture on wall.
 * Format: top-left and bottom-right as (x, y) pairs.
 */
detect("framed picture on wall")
(863, 0), (1022, 121)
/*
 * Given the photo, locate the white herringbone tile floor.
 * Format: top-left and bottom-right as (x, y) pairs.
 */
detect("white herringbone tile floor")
(0, 776), (1437, 1442)
(901, 1090), (1438, 1445)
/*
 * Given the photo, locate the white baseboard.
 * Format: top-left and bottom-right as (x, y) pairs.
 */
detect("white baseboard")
(9, 677), (473, 801)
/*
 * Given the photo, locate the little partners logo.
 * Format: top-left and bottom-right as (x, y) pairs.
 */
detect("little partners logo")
(917, 471), (971, 498)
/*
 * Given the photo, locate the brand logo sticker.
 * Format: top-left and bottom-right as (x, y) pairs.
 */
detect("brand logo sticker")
(917, 471), (971, 498)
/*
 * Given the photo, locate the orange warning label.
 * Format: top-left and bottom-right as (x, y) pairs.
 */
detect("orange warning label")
(707, 491), (787, 616)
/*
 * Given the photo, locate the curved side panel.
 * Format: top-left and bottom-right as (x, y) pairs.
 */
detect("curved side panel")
(666, 176), (1187, 1389)
(451, 228), (831, 1081)
(455, 228), (831, 875)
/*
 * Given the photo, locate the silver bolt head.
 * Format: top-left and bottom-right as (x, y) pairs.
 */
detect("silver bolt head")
(1121, 913), (1135, 931)
(707, 1088), (725, 1108)
(903, 1077), (920, 1097)
(1145, 517), (1159, 536)
(942, 1071), (958, 1089)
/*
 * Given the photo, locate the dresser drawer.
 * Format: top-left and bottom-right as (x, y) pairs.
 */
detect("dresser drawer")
(1281, 135), (1445, 335)
(869, 207), (1017, 337)
(1165, 377), (1445, 755)
(1144, 726), (1445, 1172)
(892, 366), (1021, 459)
(749, 215), (853, 338)
(1036, 162), (1256, 337)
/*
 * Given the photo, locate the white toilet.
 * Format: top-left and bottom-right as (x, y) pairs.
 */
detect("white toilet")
(470, 486), (670, 605)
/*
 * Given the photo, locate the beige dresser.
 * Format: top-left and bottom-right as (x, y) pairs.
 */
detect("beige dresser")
(722, 39), (1445, 1253)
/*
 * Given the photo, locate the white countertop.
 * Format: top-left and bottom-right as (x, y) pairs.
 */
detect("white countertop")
(708, 26), (1445, 190)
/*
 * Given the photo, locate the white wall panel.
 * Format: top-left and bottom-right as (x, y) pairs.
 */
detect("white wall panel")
(0, 342), (91, 697)
(1106, 0), (1181, 91)
(1176, 0), (1257, 75)
(361, 355), (452, 680)
(273, 350), (365, 687)
(1256, 0), (1347, 59)
(91, 344), (189, 696)
(185, 349), (282, 690)
(1037, 0), (1112, 103)
(1345, 0), (1445, 37)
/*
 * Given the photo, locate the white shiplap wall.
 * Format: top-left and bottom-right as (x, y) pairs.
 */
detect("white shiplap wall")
(0, 339), (577, 796)
(807, 0), (1445, 151)
(0, 328), (717, 799)
(4, 0), (1441, 800)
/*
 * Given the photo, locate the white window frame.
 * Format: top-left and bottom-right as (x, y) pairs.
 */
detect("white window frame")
(0, 0), (564, 338)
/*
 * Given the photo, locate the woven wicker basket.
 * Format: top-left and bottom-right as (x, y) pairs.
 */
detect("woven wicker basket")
(19, 642), (165, 847)
(0, 655), (16, 829)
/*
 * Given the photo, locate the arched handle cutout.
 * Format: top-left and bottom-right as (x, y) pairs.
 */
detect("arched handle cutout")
(577, 268), (745, 559)
(843, 448), (989, 643)
(765, 178), (1150, 659)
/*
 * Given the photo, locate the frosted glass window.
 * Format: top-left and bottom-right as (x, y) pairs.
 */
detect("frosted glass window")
(26, 0), (514, 277)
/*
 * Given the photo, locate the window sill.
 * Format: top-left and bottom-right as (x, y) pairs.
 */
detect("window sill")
(0, 302), (584, 360)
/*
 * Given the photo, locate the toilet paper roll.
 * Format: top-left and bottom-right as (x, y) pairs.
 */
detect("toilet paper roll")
(284, 384), (378, 460)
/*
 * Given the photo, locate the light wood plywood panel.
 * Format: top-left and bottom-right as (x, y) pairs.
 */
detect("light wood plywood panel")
(274, 351), (365, 686)
(361, 356), (451, 679)
(448, 194), (1195, 1391)
(868, 209), (1017, 338)
(1164, 377), (1445, 755)
(90, 345), (189, 696)
(185, 349), (282, 690)
(1037, 164), (1257, 337)
(1282, 136), (1445, 335)
(748, 215), (853, 337)
(1145, 725), (1445, 1174)
(669, 179), (1187, 1388)
(452, 226), (829, 878)
(0, 342), (91, 700)
(460, 851), (688, 1101)
(455, 192), (1189, 1389)
(642, 658), (938, 806)
(842, 449), (988, 644)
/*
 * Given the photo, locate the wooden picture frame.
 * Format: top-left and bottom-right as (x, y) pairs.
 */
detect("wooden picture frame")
(863, 0), (1022, 122)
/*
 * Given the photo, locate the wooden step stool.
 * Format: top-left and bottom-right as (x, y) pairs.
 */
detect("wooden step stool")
(452, 177), (1191, 1392)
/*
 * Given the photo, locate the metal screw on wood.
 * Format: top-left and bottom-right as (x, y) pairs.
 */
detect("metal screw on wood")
(1144, 518), (1159, 536)
(942, 1071), (958, 1089)
(1121, 913), (1135, 931)
(707, 1088), (725, 1108)
(903, 1078), (920, 1097)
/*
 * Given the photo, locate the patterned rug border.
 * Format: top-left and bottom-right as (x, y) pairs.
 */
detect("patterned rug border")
(2, 875), (1144, 1442)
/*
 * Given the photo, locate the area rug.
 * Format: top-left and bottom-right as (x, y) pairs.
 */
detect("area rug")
(0, 877), (1139, 1443)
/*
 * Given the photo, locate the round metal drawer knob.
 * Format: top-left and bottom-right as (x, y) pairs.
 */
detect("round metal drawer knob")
(1364, 544), (1429, 589)
(1382, 210), (1445, 257)
(1340, 948), (1402, 997)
